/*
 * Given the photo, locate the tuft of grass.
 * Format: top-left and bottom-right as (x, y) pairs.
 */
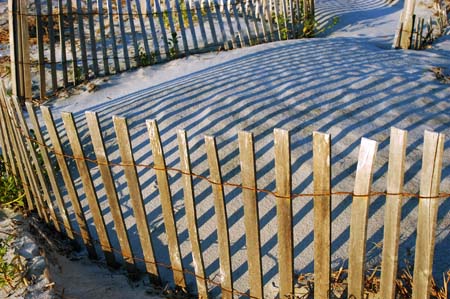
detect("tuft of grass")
(0, 156), (25, 209)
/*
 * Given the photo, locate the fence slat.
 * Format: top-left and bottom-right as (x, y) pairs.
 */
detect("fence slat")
(147, 120), (186, 287)
(348, 138), (378, 299)
(86, 0), (99, 75)
(11, 97), (61, 232)
(238, 131), (263, 299)
(45, 0), (58, 91)
(57, 0), (69, 87)
(113, 116), (160, 279)
(2, 94), (47, 220)
(25, 102), (74, 239)
(41, 106), (97, 259)
(106, 0), (121, 72)
(116, 0), (131, 69)
(205, 135), (233, 299)
(230, 0), (247, 46)
(0, 92), (33, 209)
(0, 92), (18, 177)
(412, 131), (445, 299)
(177, 130), (208, 298)
(274, 128), (293, 298)
(66, 0), (79, 83)
(247, 0), (261, 44)
(35, 0), (46, 98)
(312, 131), (331, 299)
(85, 111), (137, 274)
(380, 127), (407, 299)
(61, 112), (116, 267)
(76, 0), (90, 77)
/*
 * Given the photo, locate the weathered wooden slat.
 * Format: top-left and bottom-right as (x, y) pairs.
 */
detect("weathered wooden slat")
(379, 127), (407, 299)
(194, 0), (209, 47)
(177, 130), (208, 298)
(412, 131), (445, 299)
(41, 106), (97, 259)
(116, 0), (131, 69)
(44, 0), (58, 91)
(57, 0), (69, 87)
(263, 0), (275, 41)
(113, 116), (160, 279)
(19, 0), (32, 101)
(274, 128), (293, 298)
(183, 0), (199, 50)
(25, 102), (74, 239)
(8, 0), (18, 99)
(205, 135), (233, 299)
(238, 131), (263, 299)
(66, 0), (79, 83)
(2, 94), (46, 219)
(35, 0), (47, 98)
(85, 111), (137, 273)
(86, 0), (99, 75)
(11, 97), (61, 232)
(144, 0), (162, 62)
(348, 138), (378, 299)
(125, 0), (140, 65)
(76, 0), (89, 77)
(312, 131), (331, 299)
(0, 91), (33, 209)
(61, 112), (116, 267)
(147, 120), (186, 287)
(0, 90), (18, 177)
(174, 0), (189, 54)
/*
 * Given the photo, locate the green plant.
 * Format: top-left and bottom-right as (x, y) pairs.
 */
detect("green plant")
(0, 236), (25, 290)
(138, 46), (156, 66)
(0, 156), (25, 209)
(168, 32), (179, 58)
(74, 66), (83, 83)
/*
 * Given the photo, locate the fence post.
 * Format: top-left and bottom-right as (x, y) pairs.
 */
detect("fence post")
(412, 131), (444, 299)
(398, 0), (416, 49)
(9, 0), (32, 103)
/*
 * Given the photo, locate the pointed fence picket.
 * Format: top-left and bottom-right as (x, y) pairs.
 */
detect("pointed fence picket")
(0, 88), (447, 298)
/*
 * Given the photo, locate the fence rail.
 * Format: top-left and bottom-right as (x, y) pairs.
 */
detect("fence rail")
(0, 83), (448, 298)
(8, 0), (316, 102)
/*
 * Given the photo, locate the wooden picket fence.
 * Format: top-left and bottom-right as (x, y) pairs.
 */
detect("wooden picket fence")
(9, 0), (315, 101)
(0, 85), (447, 298)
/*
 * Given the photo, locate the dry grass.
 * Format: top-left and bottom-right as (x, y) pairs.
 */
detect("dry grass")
(296, 265), (450, 298)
